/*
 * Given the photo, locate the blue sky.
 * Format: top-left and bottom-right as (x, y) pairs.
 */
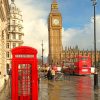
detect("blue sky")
(9, 0), (100, 58)
(59, 0), (100, 29)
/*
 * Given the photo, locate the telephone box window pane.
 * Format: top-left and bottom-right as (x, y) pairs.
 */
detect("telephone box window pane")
(18, 64), (32, 96)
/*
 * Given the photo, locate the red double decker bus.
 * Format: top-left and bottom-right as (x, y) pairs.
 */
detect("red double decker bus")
(73, 55), (91, 75)
(64, 55), (92, 75)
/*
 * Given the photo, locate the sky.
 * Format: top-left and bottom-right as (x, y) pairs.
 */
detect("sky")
(9, 0), (100, 59)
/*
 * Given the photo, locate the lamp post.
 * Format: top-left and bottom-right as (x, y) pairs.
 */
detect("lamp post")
(41, 40), (44, 66)
(91, 0), (98, 89)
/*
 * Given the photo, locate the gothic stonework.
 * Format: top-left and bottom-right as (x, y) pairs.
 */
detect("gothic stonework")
(48, 0), (62, 64)
(48, 0), (100, 67)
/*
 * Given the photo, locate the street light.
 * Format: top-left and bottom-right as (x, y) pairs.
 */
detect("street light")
(91, 0), (98, 89)
(41, 40), (44, 66)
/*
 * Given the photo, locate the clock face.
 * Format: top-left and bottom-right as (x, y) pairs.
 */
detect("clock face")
(53, 19), (59, 25)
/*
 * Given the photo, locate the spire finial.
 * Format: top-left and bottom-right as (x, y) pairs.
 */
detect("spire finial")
(53, 0), (57, 3)
(51, 0), (59, 12)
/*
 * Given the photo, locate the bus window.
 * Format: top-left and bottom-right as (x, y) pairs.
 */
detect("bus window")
(81, 57), (88, 61)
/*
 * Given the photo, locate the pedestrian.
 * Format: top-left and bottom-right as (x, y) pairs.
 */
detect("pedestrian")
(4, 75), (7, 87)
(51, 68), (56, 80)
(47, 68), (52, 80)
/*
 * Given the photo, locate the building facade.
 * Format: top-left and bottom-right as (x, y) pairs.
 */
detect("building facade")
(0, 0), (9, 78)
(48, 0), (62, 65)
(48, 0), (100, 67)
(62, 46), (100, 67)
(6, 0), (24, 69)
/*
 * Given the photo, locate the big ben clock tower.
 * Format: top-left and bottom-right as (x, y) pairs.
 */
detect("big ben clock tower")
(48, 0), (62, 65)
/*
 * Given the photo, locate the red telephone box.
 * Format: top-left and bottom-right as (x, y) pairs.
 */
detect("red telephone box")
(11, 46), (38, 100)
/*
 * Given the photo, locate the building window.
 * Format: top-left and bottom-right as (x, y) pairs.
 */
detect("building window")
(19, 28), (22, 32)
(19, 35), (21, 40)
(7, 34), (10, 39)
(7, 52), (10, 58)
(2, 30), (4, 39)
(6, 43), (10, 48)
(12, 20), (15, 25)
(12, 26), (15, 31)
(8, 26), (10, 31)
(0, 0), (2, 4)
(12, 7), (14, 9)
(18, 43), (21, 46)
(12, 34), (16, 39)
(13, 43), (16, 48)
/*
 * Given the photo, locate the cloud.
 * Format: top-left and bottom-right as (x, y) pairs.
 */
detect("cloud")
(9, 0), (100, 59)
(13, 0), (49, 58)
(62, 15), (100, 50)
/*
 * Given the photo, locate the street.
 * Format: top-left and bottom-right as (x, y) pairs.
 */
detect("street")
(0, 77), (11, 100)
(39, 74), (100, 100)
(0, 74), (100, 100)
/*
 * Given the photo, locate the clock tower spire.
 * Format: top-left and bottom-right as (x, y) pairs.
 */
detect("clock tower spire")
(48, 0), (62, 65)
(53, 0), (57, 2)
(51, 0), (59, 12)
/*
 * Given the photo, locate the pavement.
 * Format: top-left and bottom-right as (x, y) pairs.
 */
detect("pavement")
(0, 74), (100, 100)
(39, 74), (100, 100)
(0, 75), (9, 92)
(0, 77), (11, 100)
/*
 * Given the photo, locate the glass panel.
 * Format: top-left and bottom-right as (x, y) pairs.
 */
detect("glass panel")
(18, 64), (32, 96)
